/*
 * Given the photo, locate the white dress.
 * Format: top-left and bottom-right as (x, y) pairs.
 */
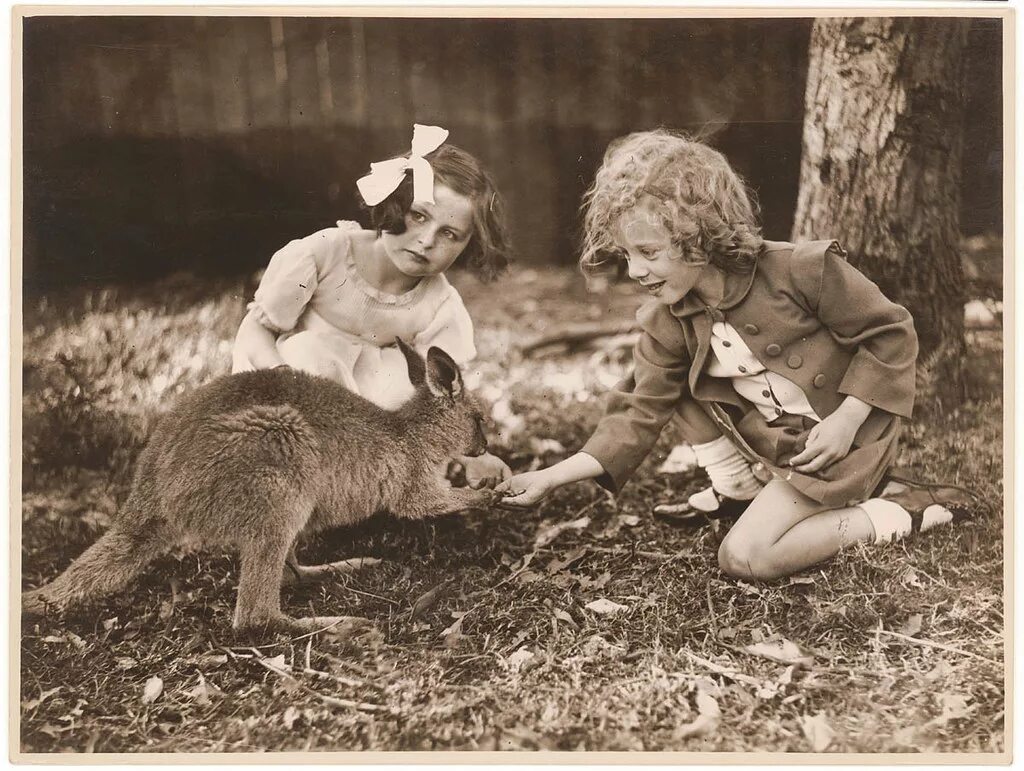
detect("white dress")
(232, 221), (476, 410)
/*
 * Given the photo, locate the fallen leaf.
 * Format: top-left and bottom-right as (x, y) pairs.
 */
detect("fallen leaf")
(743, 638), (815, 668)
(186, 673), (215, 706)
(141, 676), (163, 705)
(585, 598), (628, 615)
(262, 654), (289, 672)
(674, 685), (721, 739)
(534, 516), (591, 549)
(102, 617), (120, 631)
(115, 657), (138, 670)
(898, 614), (924, 637)
(504, 647), (535, 674)
(547, 547), (588, 574)
(800, 712), (835, 751)
(515, 570), (542, 584)
(411, 580), (450, 619)
(900, 567), (924, 588)
(439, 615), (465, 648)
(282, 706), (301, 730)
(931, 693), (973, 726)
(553, 608), (576, 626)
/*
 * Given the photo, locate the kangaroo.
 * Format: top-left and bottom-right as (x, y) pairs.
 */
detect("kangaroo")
(22, 340), (497, 635)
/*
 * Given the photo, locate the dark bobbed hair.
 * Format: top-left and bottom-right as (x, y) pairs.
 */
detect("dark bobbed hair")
(362, 144), (511, 282)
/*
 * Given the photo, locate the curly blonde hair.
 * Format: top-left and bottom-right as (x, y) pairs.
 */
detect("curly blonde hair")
(579, 129), (763, 276)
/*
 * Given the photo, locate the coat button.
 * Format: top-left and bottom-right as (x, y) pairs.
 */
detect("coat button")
(738, 366), (747, 373)
(765, 344), (781, 357)
(722, 340), (731, 347)
(762, 389), (771, 398)
(744, 324), (760, 335)
(813, 373), (827, 388)
(787, 354), (803, 369)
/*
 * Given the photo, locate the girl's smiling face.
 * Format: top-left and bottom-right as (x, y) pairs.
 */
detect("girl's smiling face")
(613, 200), (708, 306)
(382, 183), (474, 278)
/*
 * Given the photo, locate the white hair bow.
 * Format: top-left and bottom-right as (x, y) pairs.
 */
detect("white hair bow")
(356, 124), (450, 206)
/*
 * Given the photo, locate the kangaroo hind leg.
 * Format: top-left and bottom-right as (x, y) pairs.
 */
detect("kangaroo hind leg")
(235, 533), (371, 638)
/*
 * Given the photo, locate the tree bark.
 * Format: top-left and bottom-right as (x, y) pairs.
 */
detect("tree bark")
(791, 17), (971, 399)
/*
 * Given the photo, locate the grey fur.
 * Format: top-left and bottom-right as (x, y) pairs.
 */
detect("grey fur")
(22, 341), (495, 636)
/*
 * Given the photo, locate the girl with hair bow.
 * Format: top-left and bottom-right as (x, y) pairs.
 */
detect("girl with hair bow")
(233, 124), (513, 488)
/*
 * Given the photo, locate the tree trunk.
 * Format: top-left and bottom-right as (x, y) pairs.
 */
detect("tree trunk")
(791, 17), (971, 400)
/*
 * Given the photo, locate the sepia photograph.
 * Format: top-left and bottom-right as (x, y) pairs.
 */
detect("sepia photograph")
(13, 8), (1009, 758)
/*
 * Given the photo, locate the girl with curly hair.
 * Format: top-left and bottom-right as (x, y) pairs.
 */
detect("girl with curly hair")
(499, 129), (970, 580)
(233, 124), (512, 488)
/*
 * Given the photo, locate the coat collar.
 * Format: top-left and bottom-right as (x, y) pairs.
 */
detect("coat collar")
(667, 240), (792, 320)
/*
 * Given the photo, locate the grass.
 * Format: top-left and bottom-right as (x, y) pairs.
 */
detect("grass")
(17, 261), (1005, 755)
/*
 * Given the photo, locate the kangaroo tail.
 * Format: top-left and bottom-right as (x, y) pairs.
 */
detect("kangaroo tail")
(22, 518), (172, 617)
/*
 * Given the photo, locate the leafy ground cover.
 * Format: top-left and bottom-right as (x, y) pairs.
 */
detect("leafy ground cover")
(18, 256), (1005, 755)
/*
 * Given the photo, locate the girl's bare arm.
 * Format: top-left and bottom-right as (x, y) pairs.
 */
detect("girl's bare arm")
(234, 310), (287, 369)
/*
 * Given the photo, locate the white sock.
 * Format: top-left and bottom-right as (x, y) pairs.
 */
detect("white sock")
(692, 436), (763, 500)
(859, 498), (912, 544)
(859, 498), (957, 545)
(921, 504), (954, 531)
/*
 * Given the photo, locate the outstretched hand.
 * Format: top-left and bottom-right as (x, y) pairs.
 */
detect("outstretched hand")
(495, 469), (560, 507)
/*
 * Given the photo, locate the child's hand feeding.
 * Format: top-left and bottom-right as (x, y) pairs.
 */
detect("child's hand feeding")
(495, 470), (560, 506)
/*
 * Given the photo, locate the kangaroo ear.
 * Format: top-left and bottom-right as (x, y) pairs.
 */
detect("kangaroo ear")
(396, 338), (426, 386)
(425, 346), (464, 400)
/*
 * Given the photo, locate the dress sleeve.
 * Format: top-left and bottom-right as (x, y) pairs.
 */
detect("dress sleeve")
(412, 287), (477, 366)
(790, 242), (919, 418)
(579, 305), (694, 492)
(248, 233), (326, 334)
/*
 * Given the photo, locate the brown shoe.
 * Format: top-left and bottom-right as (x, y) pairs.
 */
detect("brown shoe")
(882, 484), (975, 533)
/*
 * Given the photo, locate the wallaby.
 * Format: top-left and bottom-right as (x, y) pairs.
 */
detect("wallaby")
(22, 340), (497, 635)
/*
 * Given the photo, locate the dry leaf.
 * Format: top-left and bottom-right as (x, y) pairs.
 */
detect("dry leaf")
(674, 686), (721, 739)
(439, 615), (465, 648)
(898, 613), (923, 637)
(411, 580), (450, 619)
(585, 598), (628, 615)
(186, 674), (214, 706)
(262, 654), (289, 672)
(141, 676), (163, 705)
(743, 638), (815, 668)
(553, 608), (576, 626)
(931, 693), (973, 726)
(504, 647), (535, 674)
(282, 706), (301, 730)
(534, 516), (591, 549)
(800, 712), (835, 751)
(547, 547), (588, 574)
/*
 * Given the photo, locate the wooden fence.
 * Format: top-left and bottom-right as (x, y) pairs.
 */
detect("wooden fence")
(21, 15), (1001, 288)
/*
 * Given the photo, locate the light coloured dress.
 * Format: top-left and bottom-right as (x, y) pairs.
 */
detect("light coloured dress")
(232, 221), (476, 410)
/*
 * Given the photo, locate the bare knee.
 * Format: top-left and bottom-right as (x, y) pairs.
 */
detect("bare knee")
(717, 533), (786, 582)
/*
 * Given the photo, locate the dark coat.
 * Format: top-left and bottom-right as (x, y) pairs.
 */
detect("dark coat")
(580, 240), (919, 507)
